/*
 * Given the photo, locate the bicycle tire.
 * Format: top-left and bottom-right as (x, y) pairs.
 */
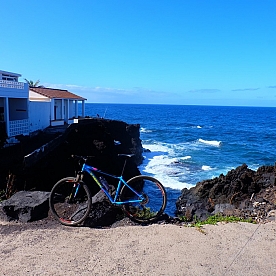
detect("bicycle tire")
(119, 175), (167, 223)
(49, 177), (92, 226)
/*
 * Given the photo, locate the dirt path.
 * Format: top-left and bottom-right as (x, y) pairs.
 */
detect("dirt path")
(1, 220), (276, 275)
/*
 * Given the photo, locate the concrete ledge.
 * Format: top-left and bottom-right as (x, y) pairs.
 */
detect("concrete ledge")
(51, 120), (64, 126)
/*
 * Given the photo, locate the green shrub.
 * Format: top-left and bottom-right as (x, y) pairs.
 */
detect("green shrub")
(192, 213), (255, 228)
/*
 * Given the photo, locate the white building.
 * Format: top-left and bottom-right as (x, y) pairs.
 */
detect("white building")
(0, 70), (30, 139)
(29, 87), (86, 132)
(0, 69), (86, 142)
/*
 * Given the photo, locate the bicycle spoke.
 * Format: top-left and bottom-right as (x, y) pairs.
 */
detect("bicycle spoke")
(120, 175), (167, 223)
(49, 178), (91, 226)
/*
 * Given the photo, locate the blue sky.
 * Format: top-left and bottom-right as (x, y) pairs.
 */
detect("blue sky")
(1, 0), (276, 106)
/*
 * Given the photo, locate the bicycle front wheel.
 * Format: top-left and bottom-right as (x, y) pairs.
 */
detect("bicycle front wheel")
(120, 175), (167, 223)
(49, 177), (92, 226)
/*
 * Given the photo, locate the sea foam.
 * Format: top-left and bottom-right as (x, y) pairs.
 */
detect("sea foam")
(202, 165), (212, 171)
(141, 143), (194, 190)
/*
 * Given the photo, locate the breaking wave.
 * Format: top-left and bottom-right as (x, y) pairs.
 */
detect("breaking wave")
(140, 127), (152, 133)
(198, 138), (222, 147)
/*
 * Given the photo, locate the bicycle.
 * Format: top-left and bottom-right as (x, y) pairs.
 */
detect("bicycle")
(49, 154), (167, 226)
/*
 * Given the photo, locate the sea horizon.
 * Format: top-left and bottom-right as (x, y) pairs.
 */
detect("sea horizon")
(84, 102), (276, 109)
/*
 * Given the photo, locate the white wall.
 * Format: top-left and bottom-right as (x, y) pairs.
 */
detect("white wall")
(69, 100), (76, 118)
(29, 101), (51, 132)
(29, 90), (50, 101)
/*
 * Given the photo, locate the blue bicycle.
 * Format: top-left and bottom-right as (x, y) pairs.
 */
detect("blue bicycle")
(49, 154), (167, 226)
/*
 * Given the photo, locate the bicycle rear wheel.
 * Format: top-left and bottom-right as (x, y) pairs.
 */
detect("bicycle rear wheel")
(49, 177), (92, 226)
(119, 175), (167, 223)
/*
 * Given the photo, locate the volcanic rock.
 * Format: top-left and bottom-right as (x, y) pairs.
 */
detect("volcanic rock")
(176, 164), (276, 222)
(0, 118), (143, 194)
(1, 191), (50, 222)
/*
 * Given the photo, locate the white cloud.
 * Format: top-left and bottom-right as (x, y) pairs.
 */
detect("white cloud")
(42, 82), (178, 104)
(188, 89), (220, 93)
(231, 88), (260, 91)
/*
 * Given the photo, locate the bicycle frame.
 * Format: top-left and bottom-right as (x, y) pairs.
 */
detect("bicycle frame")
(80, 163), (144, 205)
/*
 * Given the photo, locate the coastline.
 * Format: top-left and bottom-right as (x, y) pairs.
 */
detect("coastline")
(1, 218), (276, 275)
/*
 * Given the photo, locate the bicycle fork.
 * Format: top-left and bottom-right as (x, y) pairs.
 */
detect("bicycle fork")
(68, 175), (82, 202)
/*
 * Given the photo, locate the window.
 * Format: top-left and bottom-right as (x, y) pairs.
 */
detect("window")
(1, 74), (17, 82)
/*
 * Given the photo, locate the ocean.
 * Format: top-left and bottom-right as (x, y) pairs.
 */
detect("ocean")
(82, 103), (276, 216)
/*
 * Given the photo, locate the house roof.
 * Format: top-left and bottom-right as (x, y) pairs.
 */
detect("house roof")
(30, 87), (86, 100)
(0, 70), (21, 77)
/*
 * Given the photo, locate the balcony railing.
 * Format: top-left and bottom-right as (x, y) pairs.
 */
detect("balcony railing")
(0, 80), (25, 90)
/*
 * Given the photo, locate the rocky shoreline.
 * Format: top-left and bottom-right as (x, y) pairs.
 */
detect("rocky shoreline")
(176, 164), (276, 223)
(1, 118), (276, 226)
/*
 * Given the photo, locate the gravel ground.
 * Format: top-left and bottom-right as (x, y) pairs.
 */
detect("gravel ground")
(1, 216), (276, 276)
